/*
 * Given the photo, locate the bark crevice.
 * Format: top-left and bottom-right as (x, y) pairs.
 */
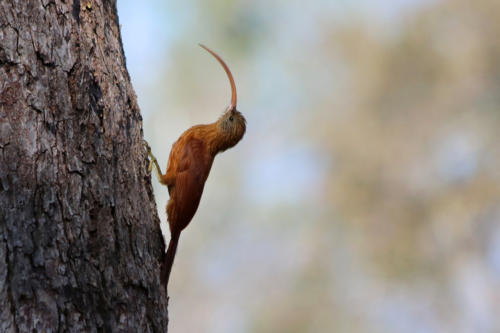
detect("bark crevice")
(0, 0), (168, 331)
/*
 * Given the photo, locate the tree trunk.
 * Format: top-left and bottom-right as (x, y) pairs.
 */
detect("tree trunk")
(0, 1), (168, 332)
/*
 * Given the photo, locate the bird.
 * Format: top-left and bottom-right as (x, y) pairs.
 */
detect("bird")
(145, 44), (246, 290)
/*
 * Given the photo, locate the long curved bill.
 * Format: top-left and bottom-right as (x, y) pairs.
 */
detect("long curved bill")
(199, 44), (237, 110)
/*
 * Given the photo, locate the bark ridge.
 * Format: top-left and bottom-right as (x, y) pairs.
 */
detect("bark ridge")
(0, 1), (168, 331)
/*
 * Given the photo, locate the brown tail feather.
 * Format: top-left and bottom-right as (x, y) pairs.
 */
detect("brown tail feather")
(161, 232), (180, 290)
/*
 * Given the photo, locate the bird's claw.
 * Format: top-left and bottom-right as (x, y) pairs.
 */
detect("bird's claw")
(143, 140), (152, 154)
(143, 140), (155, 176)
(143, 140), (163, 180)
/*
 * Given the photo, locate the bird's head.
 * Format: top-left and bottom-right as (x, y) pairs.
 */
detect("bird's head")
(200, 44), (246, 151)
(217, 106), (246, 149)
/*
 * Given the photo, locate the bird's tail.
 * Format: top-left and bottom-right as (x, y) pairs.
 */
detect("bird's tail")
(161, 231), (180, 290)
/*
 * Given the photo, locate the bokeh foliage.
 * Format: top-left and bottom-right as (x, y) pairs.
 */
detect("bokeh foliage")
(120, 0), (500, 331)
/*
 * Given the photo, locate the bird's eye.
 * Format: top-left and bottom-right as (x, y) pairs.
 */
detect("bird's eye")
(229, 115), (234, 122)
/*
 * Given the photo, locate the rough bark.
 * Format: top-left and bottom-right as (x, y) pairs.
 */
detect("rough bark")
(0, 0), (168, 332)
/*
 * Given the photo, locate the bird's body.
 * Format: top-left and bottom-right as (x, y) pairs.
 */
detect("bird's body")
(163, 115), (245, 234)
(146, 45), (245, 290)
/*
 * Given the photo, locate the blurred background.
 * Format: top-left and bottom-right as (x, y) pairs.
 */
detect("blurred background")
(117, 0), (500, 332)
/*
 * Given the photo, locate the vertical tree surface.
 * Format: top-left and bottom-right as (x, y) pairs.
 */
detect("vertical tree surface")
(0, 0), (169, 331)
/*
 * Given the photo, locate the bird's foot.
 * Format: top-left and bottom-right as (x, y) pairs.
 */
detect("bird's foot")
(143, 140), (163, 180)
(143, 140), (155, 176)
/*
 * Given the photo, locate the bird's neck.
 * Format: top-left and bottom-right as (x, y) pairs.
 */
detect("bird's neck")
(194, 123), (235, 156)
(188, 120), (240, 156)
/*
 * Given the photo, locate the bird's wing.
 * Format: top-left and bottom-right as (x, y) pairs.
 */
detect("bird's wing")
(176, 138), (208, 175)
(170, 138), (213, 229)
(164, 137), (206, 193)
(176, 139), (212, 196)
